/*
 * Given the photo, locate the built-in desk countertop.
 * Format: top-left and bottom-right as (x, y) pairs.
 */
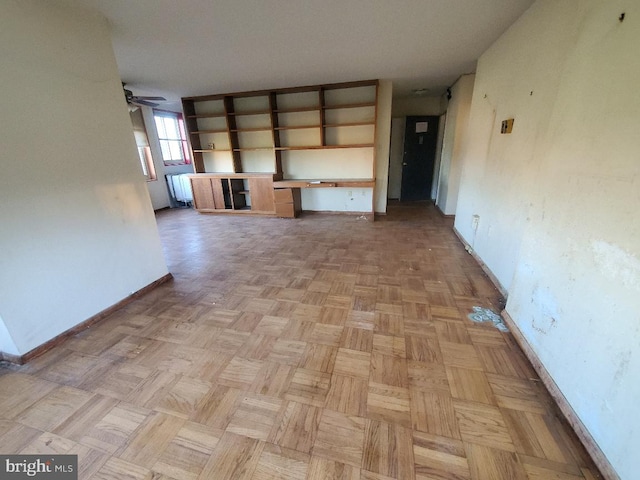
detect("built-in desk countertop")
(274, 178), (375, 188)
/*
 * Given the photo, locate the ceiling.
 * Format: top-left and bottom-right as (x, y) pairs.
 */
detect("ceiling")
(61, 0), (533, 109)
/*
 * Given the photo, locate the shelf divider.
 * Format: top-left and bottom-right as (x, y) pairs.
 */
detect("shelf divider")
(224, 96), (243, 173)
(269, 92), (283, 180)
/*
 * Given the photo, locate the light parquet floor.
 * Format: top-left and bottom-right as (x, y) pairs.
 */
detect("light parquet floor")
(0, 203), (603, 479)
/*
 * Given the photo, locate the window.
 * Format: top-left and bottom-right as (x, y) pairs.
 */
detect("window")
(130, 109), (156, 181)
(136, 145), (155, 180)
(154, 111), (190, 166)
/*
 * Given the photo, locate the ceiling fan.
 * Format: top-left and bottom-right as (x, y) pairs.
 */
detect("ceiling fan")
(122, 83), (166, 107)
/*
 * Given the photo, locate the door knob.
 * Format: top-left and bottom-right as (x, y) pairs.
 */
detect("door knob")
(403, 163), (408, 166)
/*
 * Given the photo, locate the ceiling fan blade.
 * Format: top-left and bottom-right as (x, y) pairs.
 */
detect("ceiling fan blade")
(135, 96), (166, 101)
(131, 99), (160, 107)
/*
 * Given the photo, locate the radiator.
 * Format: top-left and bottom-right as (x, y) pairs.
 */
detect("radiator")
(166, 174), (193, 204)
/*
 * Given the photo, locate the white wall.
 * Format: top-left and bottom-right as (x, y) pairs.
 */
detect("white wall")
(454, 1), (640, 477)
(301, 188), (373, 213)
(0, 1), (169, 356)
(436, 74), (475, 215)
(0, 316), (19, 357)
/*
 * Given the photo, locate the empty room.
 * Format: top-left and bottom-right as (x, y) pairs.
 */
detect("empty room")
(0, 1), (638, 479)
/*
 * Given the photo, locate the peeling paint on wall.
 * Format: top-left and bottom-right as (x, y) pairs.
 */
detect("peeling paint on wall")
(530, 285), (560, 335)
(591, 240), (640, 292)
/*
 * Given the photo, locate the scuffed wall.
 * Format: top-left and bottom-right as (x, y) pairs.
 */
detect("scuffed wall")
(436, 74), (475, 215)
(454, 1), (640, 478)
(0, 1), (168, 355)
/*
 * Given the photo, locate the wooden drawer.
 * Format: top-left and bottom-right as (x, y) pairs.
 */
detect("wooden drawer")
(274, 188), (294, 204)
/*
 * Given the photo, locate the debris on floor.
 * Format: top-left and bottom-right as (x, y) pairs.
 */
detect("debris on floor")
(468, 306), (509, 332)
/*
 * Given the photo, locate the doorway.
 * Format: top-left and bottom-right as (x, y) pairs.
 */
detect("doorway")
(400, 115), (439, 201)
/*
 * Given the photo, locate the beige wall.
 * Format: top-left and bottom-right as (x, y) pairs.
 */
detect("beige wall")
(374, 80), (393, 213)
(392, 96), (442, 117)
(0, 1), (168, 355)
(387, 118), (405, 199)
(454, 1), (640, 477)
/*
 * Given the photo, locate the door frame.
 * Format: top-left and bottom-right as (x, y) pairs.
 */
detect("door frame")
(400, 115), (440, 201)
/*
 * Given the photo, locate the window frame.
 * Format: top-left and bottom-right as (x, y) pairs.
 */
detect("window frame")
(153, 109), (191, 166)
(130, 108), (157, 182)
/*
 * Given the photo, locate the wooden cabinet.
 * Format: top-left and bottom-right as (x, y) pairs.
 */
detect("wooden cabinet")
(248, 177), (276, 212)
(182, 80), (379, 218)
(274, 188), (302, 218)
(188, 174), (275, 214)
(190, 176), (217, 210)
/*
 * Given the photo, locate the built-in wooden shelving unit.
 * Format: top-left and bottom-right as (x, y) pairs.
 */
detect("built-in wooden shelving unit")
(182, 79), (378, 218)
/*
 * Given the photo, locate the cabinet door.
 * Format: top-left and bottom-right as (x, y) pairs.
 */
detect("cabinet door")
(190, 177), (216, 210)
(210, 178), (227, 209)
(248, 178), (275, 212)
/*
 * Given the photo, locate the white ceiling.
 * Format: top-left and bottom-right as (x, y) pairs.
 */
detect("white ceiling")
(61, 0), (533, 108)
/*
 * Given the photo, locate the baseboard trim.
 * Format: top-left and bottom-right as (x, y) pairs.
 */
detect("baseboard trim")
(435, 204), (455, 218)
(452, 226), (508, 299)
(501, 310), (619, 480)
(0, 273), (173, 365)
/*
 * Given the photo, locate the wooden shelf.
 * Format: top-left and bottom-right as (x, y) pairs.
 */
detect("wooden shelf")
(274, 125), (320, 131)
(187, 113), (226, 119)
(193, 148), (233, 153)
(198, 144), (373, 153)
(323, 122), (375, 128)
(191, 129), (227, 134)
(230, 127), (272, 132)
(233, 147), (274, 152)
(182, 79), (379, 218)
(275, 106), (321, 113)
(274, 178), (376, 188)
(323, 102), (376, 110)
(229, 110), (272, 116)
(275, 144), (374, 151)
(187, 172), (275, 178)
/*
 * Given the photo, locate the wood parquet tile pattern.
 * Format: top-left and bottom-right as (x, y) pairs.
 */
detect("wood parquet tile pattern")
(0, 203), (602, 479)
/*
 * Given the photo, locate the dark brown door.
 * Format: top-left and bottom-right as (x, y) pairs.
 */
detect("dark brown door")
(401, 116), (439, 201)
